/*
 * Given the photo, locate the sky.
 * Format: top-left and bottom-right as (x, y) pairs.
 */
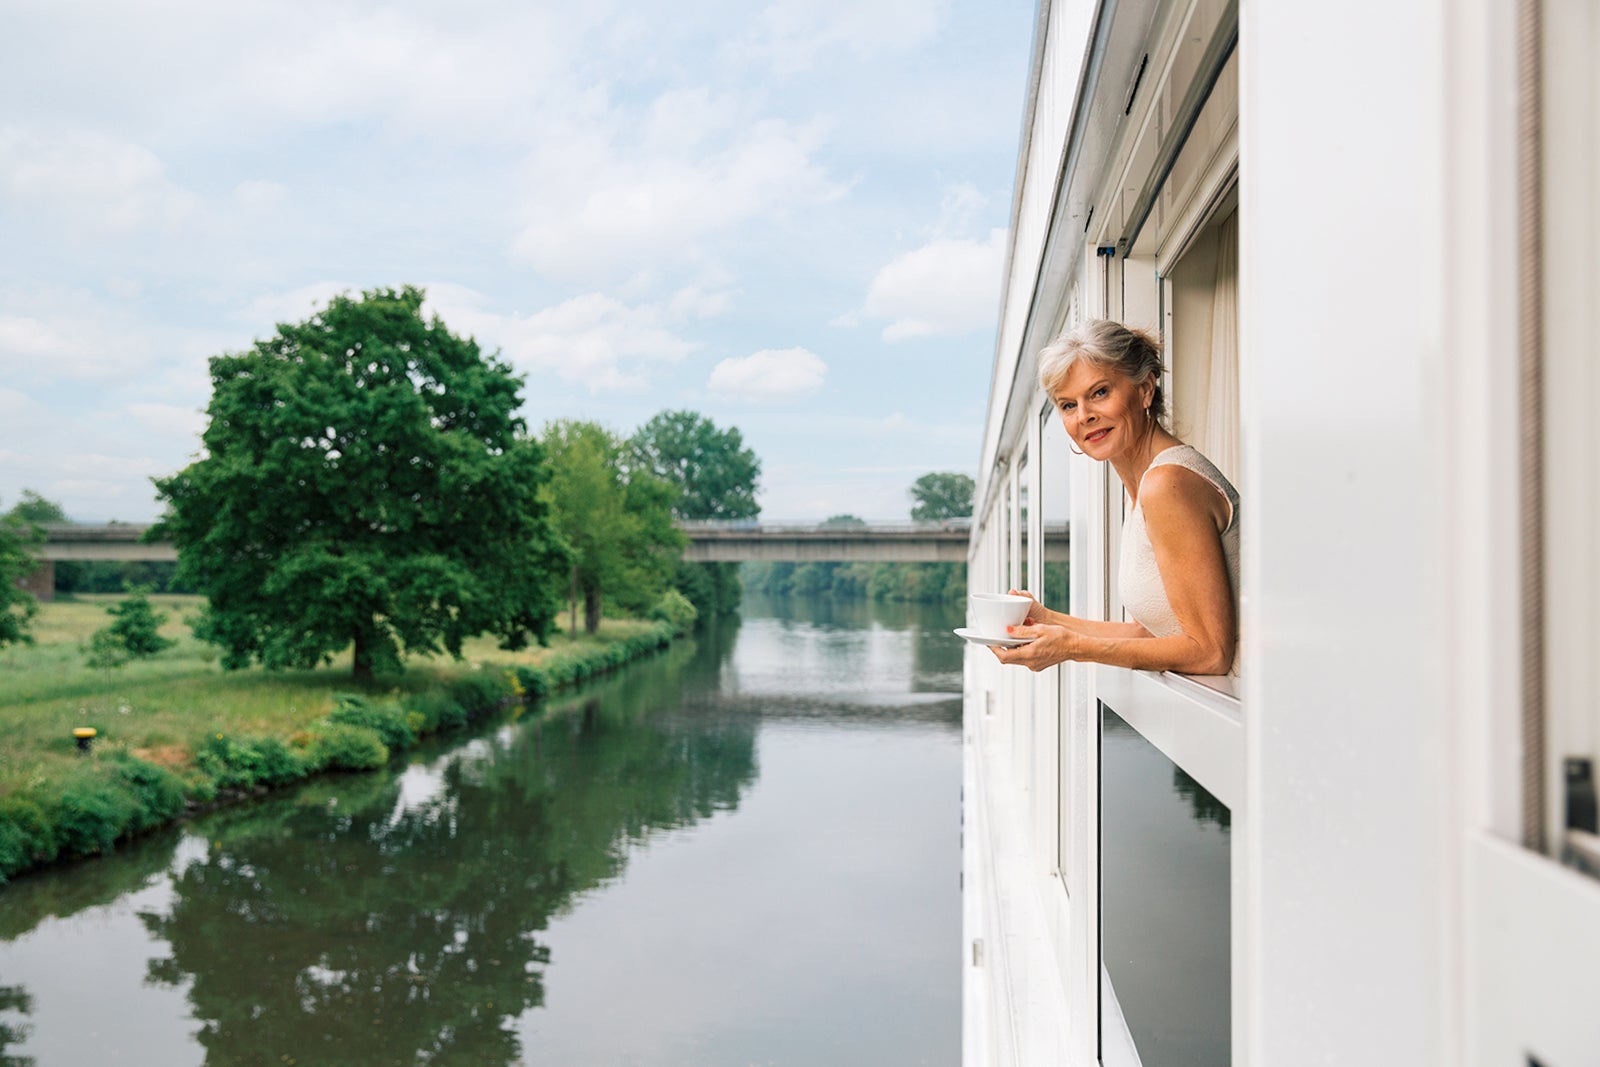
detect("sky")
(0, 0), (1036, 523)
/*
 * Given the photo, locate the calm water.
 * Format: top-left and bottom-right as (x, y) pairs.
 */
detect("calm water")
(0, 595), (964, 1067)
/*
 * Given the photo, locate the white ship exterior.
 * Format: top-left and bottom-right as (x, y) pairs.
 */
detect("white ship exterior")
(963, 1), (1600, 1064)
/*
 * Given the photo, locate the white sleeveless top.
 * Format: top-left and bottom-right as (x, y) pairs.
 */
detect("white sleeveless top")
(1117, 445), (1241, 675)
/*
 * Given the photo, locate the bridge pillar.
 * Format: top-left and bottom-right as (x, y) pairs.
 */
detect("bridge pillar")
(17, 560), (54, 602)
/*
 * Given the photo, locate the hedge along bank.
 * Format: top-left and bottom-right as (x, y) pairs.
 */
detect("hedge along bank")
(0, 620), (684, 885)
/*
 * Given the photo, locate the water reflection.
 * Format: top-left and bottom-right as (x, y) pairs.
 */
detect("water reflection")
(0, 597), (963, 1066)
(1172, 765), (1231, 831)
(135, 648), (757, 1066)
(0, 986), (32, 1067)
(732, 595), (965, 720)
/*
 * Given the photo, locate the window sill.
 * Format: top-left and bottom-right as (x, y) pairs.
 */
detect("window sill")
(1162, 669), (1241, 709)
(1094, 664), (1245, 809)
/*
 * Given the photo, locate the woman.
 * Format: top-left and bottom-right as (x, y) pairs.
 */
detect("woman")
(992, 319), (1240, 676)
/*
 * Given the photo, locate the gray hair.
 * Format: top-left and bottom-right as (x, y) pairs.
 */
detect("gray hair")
(1037, 319), (1167, 425)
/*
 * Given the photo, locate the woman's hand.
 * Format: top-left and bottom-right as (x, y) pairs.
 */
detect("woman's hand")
(1006, 588), (1050, 627)
(989, 623), (1079, 672)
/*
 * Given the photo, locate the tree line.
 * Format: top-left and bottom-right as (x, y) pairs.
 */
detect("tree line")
(0, 287), (760, 679)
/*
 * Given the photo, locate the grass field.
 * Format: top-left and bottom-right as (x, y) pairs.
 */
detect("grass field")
(0, 594), (666, 802)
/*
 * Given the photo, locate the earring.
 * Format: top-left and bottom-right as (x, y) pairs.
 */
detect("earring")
(1069, 440), (1085, 456)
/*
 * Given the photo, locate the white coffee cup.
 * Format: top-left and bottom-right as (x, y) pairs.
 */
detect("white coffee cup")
(970, 592), (1031, 638)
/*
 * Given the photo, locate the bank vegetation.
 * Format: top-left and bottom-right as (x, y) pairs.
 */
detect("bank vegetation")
(0, 593), (698, 885)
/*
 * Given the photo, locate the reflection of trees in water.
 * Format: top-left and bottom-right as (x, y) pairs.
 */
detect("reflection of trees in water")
(0, 824), (181, 942)
(0, 985), (32, 1067)
(742, 592), (964, 695)
(1171, 766), (1231, 832)
(138, 655), (758, 1067)
(678, 612), (742, 693)
(1103, 710), (1230, 833)
(908, 601), (965, 690)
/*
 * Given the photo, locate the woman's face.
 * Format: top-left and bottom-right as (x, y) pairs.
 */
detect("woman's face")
(1050, 358), (1153, 463)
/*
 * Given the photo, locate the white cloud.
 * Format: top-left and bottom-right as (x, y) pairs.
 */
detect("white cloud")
(0, 288), (193, 385)
(707, 347), (827, 403)
(248, 282), (357, 328)
(0, 127), (198, 230)
(0, 316), (78, 362)
(862, 227), (1006, 342)
(242, 281), (706, 395)
(936, 182), (989, 235)
(0, 0), (1028, 523)
(19, 4), (593, 144)
(729, 0), (952, 73)
(424, 284), (699, 393)
(756, 460), (969, 521)
(232, 179), (287, 211)
(512, 91), (845, 281)
(667, 278), (739, 321)
(0, 386), (47, 425)
(126, 402), (207, 441)
(0, 388), (185, 522)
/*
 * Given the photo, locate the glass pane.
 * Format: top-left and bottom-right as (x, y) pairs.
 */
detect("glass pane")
(1100, 703), (1230, 1067)
(1042, 408), (1073, 885)
(1018, 452), (1030, 594)
(1001, 481), (1013, 592)
(1040, 413), (1071, 611)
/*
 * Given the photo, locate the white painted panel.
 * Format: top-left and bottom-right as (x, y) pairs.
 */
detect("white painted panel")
(1470, 836), (1600, 1066)
(1240, 1), (1448, 1063)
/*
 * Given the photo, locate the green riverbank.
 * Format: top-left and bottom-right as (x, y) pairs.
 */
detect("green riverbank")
(0, 595), (686, 885)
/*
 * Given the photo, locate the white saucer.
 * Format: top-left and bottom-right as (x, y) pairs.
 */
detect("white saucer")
(954, 627), (1034, 648)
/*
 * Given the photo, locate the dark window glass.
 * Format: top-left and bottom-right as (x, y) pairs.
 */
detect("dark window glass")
(1100, 703), (1231, 1067)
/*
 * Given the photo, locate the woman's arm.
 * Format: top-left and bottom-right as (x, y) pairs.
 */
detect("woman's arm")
(1004, 589), (1149, 638)
(993, 466), (1235, 675)
(990, 622), (1221, 673)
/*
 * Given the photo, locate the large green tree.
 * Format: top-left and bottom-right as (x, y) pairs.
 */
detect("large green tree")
(6, 489), (68, 524)
(908, 471), (975, 522)
(628, 411), (761, 616)
(628, 410), (761, 521)
(540, 420), (683, 636)
(152, 286), (567, 681)
(0, 508), (41, 648)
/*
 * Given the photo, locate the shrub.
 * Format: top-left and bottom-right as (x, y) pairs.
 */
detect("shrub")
(42, 756), (197, 862)
(49, 776), (138, 856)
(85, 589), (175, 667)
(84, 628), (130, 669)
(410, 688), (468, 733)
(195, 733), (307, 791)
(648, 589), (698, 634)
(107, 755), (186, 831)
(310, 723), (389, 771)
(0, 795), (58, 883)
(328, 695), (416, 751)
(108, 590), (176, 657)
(447, 671), (515, 720)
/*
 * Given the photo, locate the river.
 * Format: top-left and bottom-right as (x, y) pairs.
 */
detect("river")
(0, 594), (965, 1067)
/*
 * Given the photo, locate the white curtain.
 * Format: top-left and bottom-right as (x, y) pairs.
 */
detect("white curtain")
(1167, 207), (1240, 488)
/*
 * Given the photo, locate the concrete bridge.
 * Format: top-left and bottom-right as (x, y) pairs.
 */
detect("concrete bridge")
(676, 520), (983, 563)
(23, 520), (1066, 597)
